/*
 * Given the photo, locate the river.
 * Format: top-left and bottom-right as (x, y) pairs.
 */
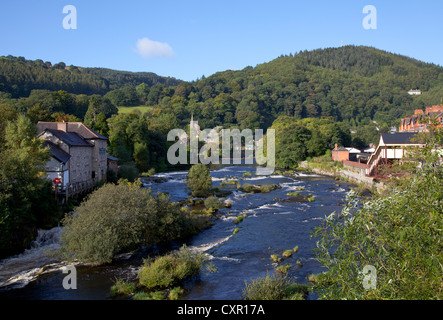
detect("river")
(0, 166), (351, 300)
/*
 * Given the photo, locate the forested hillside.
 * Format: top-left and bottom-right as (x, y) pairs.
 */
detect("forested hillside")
(171, 46), (443, 130)
(1, 45), (443, 174)
(0, 55), (181, 97)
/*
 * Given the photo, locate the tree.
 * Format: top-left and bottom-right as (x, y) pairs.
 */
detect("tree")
(0, 115), (57, 258)
(187, 164), (213, 197)
(312, 129), (443, 299)
(60, 182), (195, 264)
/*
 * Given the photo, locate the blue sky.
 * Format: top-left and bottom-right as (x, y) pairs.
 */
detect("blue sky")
(1, 0), (442, 81)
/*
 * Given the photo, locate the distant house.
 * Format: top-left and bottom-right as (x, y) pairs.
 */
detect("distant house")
(366, 132), (425, 177)
(332, 145), (350, 162)
(37, 122), (109, 193)
(399, 105), (443, 133)
(332, 145), (361, 162)
(408, 89), (422, 95)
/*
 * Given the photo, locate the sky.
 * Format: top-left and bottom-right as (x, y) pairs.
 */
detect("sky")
(1, 0), (442, 82)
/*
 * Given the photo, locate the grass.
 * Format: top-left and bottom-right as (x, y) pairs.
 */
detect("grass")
(275, 264), (291, 274)
(242, 273), (308, 300)
(234, 214), (247, 224)
(118, 105), (153, 115)
(137, 245), (207, 290)
(233, 228), (240, 234)
(110, 279), (137, 297)
(270, 254), (282, 263)
(282, 250), (293, 258)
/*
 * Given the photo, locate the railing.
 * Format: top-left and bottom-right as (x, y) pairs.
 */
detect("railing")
(53, 179), (97, 199)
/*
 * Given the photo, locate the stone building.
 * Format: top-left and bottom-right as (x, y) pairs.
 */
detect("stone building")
(36, 122), (108, 189)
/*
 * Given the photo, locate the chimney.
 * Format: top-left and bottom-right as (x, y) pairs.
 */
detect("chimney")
(57, 121), (67, 132)
(335, 144), (338, 150)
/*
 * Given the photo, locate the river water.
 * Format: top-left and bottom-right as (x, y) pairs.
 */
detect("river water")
(0, 166), (350, 300)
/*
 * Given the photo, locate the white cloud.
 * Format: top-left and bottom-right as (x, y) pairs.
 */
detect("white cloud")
(134, 37), (175, 59)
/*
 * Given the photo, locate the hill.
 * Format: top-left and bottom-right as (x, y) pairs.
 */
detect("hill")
(0, 55), (181, 98)
(178, 46), (443, 129)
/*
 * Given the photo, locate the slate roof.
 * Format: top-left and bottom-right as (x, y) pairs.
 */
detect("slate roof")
(36, 122), (108, 140)
(107, 155), (119, 161)
(43, 141), (71, 163)
(43, 129), (93, 147)
(380, 133), (421, 145)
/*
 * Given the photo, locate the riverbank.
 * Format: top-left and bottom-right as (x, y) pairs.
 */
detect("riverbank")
(297, 161), (386, 194)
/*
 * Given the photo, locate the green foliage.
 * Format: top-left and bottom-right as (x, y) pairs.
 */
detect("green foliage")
(0, 56), (180, 98)
(60, 183), (196, 264)
(137, 246), (207, 289)
(168, 287), (185, 300)
(312, 130), (443, 299)
(110, 279), (137, 296)
(242, 273), (307, 300)
(204, 196), (224, 211)
(241, 183), (279, 194)
(282, 250), (293, 258)
(0, 115), (58, 257)
(234, 214), (247, 224)
(187, 164), (213, 197)
(270, 116), (352, 168)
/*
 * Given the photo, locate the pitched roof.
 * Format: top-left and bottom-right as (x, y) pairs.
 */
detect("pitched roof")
(380, 133), (422, 145)
(43, 141), (71, 163)
(36, 122), (108, 140)
(42, 129), (93, 147)
(107, 155), (119, 161)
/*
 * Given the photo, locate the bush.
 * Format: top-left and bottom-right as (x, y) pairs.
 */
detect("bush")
(118, 162), (140, 182)
(234, 214), (247, 224)
(242, 273), (307, 300)
(187, 164), (213, 197)
(137, 246), (207, 290)
(282, 250), (293, 258)
(204, 196), (224, 211)
(312, 131), (443, 299)
(110, 279), (136, 296)
(59, 183), (195, 264)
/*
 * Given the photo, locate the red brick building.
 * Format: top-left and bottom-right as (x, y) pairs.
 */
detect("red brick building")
(399, 105), (443, 132)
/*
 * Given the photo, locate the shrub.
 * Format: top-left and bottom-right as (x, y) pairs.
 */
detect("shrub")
(242, 273), (307, 300)
(168, 287), (184, 300)
(234, 214), (247, 225)
(282, 250), (293, 258)
(110, 279), (136, 296)
(233, 228), (240, 234)
(118, 162), (140, 182)
(204, 196), (224, 211)
(286, 192), (299, 197)
(276, 264), (291, 274)
(313, 129), (443, 300)
(270, 254), (282, 263)
(59, 183), (195, 265)
(137, 246), (207, 290)
(133, 292), (152, 300)
(187, 164), (213, 197)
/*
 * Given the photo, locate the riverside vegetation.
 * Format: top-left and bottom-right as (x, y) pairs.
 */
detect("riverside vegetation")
(311, 128), (442, 300)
